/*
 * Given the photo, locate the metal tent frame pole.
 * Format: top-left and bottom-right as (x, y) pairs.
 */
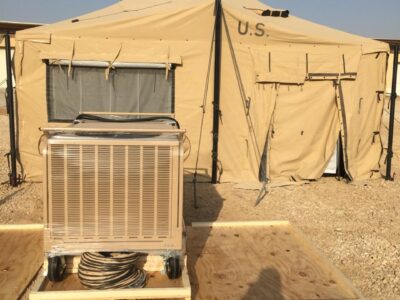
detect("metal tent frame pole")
(211, 0), (222, 184)
(386, 45), (399, 180)
(4, 32), (18, 187)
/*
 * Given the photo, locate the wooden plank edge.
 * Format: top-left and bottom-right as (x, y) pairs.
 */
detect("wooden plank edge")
(30, 260), (191, 300)
(190, 220), (290, 228)
(289, 225), (366, 300)
(18, 264), (44, 300)
(0, 223), (44, 230)
(30, 286), (191, 300)
(181, 265), (191, 290)
(29, 268), (47, 296)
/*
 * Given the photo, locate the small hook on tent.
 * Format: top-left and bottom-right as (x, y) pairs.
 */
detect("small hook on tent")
(372, 131), (380, 144)
(67, 41), (75, 77)
(245, 97), (251, 115)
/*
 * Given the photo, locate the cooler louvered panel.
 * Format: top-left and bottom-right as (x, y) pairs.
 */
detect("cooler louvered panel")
(48, 143), (173, 241)
(113, 145), (126, 238)
(82, 145), (96, 237)
(66, 144), (80, 237)
(49, 144), (65, 238)
(127, 146), (141, 236)
(157, 146), (171, 237)
(142, 146), (155, 237)
(98, 145), (111, 237)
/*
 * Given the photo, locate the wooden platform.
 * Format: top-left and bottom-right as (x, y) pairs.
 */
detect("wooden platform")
(0, 224), (43, 300)
(187, 221), (365, 300)
(0, 221), (365, 300)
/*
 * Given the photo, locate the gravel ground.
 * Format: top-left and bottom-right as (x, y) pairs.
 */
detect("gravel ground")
(0, 112), (43, 224)
(1, 101), (399, 299)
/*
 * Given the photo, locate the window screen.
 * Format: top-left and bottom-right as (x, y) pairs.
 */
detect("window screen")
(47, 64), (174, 122)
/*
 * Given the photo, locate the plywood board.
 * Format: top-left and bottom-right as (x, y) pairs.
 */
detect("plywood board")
(187, 221), (364, 300)
(8, 221), (363, 300)
(0, 225), (43, 300)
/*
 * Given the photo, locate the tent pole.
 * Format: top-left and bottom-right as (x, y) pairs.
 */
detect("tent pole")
(211, 0), (222, 184)
(4, 32), (18, 187)
(336, 134), (343, 180)
(386, 45), (399, 181)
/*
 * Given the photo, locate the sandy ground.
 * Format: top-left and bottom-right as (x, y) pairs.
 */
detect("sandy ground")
(1, 101), (399, 299)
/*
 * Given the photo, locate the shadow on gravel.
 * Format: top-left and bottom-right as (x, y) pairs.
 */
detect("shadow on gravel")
(0, 187), (24, 206)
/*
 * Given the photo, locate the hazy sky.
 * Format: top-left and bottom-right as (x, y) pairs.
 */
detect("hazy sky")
(0, 0), (399, 39)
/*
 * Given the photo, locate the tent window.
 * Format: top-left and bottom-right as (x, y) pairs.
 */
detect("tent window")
(46, 64), (174, 122)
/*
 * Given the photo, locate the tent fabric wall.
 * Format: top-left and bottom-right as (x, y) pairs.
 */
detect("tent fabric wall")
(15, 0), (217, 182)
(13, 0), (389, 183)
(342, 53), (388, 180)
(268, 82), (340, 181)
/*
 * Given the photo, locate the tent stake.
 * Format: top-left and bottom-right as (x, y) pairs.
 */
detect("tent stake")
(211, 0), (222, 184)
(4, 32), (19, 187)
(386, 45), (399, 181)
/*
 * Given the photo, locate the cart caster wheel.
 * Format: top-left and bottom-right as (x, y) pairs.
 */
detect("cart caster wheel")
(47, 256), (66, 282)
(165, 256), (181, 279)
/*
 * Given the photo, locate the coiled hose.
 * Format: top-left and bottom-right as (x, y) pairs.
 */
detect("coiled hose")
(78, 252), (147, 289)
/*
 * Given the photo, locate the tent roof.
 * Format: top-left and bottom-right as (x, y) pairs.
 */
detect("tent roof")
(16, 0), (388, 53)
(0, 20), (43, 33)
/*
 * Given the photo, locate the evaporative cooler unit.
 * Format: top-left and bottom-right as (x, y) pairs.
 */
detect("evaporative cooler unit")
(41, 115), (185, 285)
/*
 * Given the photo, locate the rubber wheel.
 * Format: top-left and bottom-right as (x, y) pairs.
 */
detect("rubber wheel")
(47, 256), (66, 282)
(165, 256), (181, 279)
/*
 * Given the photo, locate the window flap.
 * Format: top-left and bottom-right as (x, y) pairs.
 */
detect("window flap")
(252, 48), (306, 84)
(256, 72), (306, 84)
(40, 40), (182, 65)
(41, 52), (182, 65)
(16, 31), (51, 44)
(307, 50), (361, 75)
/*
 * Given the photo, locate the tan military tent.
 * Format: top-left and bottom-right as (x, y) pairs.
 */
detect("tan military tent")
(13, 0), (389, 183)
